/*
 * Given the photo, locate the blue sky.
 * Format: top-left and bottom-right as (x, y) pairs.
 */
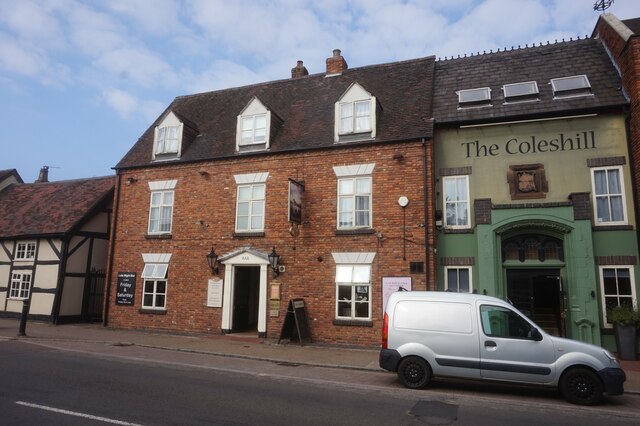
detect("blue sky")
(1, 0), (638, 182)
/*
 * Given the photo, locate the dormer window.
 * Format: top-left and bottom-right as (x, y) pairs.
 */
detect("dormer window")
(551, 75), (591, 98)
(457, 87), (491, 108)
(153, 111), (185, 161)
(335, 82), (377, 142)
(237, 97), (273, 152)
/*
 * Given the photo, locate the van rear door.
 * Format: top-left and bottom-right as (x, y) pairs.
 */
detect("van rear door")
(477, 303), (556, 384)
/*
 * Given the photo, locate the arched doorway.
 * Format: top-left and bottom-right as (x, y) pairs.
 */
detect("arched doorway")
(502, 234), (567, 336)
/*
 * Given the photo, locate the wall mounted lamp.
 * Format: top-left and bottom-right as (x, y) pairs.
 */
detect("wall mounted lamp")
(268, 247), (281, 277)
(206, 247), (219, 275)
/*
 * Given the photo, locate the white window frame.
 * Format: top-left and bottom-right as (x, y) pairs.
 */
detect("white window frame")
(335, 264), (372, 320)
(155, 125), (181, 155)
(591, 166), (627, 226)
(444, 266), (473, 293)
(337, 176), (372, 230)
(502, 81), (539, 102)
(10, 272), (31, 299)
(235, 183), (266, 232)
(147, 190), (175, 234)
(240, 113), (267, 146)
(443, 175), (470, 229)
(15, 241), (36, 260)
(339, 100), (372, 135)
(457, 87), (491, 106)
(599, 265), (637, 328)
(550, 75), (591, 98)
(142, 278), (167, 310)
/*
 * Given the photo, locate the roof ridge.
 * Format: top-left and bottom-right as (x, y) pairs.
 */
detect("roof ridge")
(174, 55), (436, 100)
(437, 35), (591, 62)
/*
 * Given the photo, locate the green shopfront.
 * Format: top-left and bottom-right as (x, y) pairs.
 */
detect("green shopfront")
(435, 114), (639, 350)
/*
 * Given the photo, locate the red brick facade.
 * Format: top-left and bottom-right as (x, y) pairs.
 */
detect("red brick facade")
(107, 141), (435, 346)
(594, 14), (640, 218)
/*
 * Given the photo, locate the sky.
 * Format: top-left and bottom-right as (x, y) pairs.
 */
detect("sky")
(1, 0), (638, 182)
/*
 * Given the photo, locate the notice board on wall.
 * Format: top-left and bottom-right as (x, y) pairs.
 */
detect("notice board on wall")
(116, 272), (136, 306)
(278, 298), (311, 345)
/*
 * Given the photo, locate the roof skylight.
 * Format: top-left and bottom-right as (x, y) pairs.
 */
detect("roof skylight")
(550, 75), (591, 97)
(457, 87), (491, 107)
(503, 81), (539, 102)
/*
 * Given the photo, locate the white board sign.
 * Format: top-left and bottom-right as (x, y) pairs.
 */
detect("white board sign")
(207, 278), (223, 307)
(382, 276), (412, 318)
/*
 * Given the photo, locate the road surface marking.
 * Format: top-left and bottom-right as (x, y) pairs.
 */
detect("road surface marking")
(16, 401), (142, 425)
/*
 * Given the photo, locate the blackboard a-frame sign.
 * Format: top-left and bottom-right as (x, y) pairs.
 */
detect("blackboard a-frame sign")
(278, 298), (311, 345)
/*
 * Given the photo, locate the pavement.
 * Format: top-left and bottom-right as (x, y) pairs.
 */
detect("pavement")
(1, 317), (638, 395)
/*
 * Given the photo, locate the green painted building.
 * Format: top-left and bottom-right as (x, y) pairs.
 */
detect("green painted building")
(431, 38), (637, 351)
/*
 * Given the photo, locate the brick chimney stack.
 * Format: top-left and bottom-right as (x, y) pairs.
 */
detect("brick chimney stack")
(35, 166), (49, 183)
(291, 60), (309, 78)
(326, 49), (348, 75)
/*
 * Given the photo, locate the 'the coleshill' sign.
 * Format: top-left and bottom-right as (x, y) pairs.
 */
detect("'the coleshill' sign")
(116, 272), (136, 306)
(462, 131), (596, 158)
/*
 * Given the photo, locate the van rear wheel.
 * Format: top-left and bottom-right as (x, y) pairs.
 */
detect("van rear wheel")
(397, 356), (431, 389)
(559, 367), (604, 405)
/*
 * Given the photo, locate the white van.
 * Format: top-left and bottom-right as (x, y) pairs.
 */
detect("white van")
(379, 291), (626, 405)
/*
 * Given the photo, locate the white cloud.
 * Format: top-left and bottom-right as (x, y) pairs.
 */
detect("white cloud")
(102, 88), (165, 121)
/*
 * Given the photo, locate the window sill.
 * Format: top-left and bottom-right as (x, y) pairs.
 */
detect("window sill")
(333, 319), (373, 327)
(335, 228), (375, 236)
(233, 232), (265, 238)
(145, 233), (172, 240)
(592, 225), (633, 231)
(139, 308), (167, 315)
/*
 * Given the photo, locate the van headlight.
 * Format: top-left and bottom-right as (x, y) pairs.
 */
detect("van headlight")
(603, 350), (619, 365)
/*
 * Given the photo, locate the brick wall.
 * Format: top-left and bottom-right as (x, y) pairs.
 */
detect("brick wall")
(595, 16), (640, 221)
(107, 140), (434, 346)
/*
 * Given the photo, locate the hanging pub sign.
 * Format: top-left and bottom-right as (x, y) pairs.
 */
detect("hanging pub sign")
(116, 272), (136, 306)
(288, 178), (304, 225)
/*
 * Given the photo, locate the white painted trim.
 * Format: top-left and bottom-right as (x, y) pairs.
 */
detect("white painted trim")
(148, 180), (178, 191)
(333, 163), (375, 177)
(234, 172), (269, 184)
(332, 252), (376, 264)
(221, 248), (269, 335)
(590, 165), (628, 226)
(444, 266), (473, 293)
(141, 253), (172, 263)
(442, 175), (471, 229)
(598, 265), (637, 328)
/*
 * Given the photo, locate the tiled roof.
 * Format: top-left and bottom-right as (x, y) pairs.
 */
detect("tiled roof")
(0, 176), (115, 239)
(622, 18), (640, 34)
(0, 169), (23, 184)
(432, 38), (627, 125)
(116, 56), (436, 170)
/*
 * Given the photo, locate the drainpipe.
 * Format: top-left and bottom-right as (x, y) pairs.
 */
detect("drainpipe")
(422, 138), (431, 290)
(103, 172), (122, 327)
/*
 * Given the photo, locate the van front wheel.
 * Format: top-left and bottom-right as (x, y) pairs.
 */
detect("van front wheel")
(559, 367), (604, 405)
(398, 356), (431, 389)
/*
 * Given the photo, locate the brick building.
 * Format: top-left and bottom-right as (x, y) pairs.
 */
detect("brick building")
(106, 51), (436, 345)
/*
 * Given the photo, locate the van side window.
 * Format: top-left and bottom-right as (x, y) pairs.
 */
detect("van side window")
(480, 305), (533, 339)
